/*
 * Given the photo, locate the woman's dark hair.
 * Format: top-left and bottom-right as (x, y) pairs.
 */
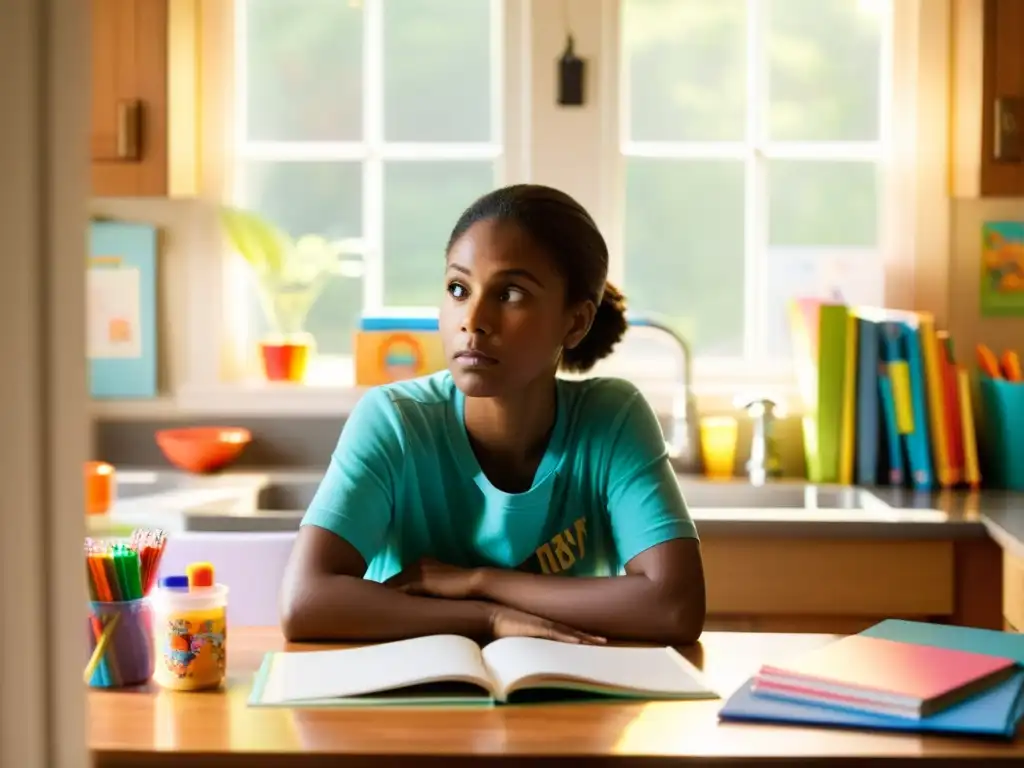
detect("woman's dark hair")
(446, 184), (628, 373)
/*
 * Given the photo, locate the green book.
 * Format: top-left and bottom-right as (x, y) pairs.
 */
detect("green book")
(248, 635), (720, 708)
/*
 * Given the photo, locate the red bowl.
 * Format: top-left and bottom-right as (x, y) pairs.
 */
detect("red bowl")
(155, 427), (252, 474)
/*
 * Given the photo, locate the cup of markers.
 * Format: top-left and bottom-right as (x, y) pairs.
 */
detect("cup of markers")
(151, 561), (230, 691)
(84, 529), (168, 688)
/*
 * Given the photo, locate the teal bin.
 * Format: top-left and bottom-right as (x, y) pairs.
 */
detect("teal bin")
(978, 375), (1024, 491)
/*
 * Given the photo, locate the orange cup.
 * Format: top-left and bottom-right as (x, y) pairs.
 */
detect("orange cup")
(85, 461), (115, 515)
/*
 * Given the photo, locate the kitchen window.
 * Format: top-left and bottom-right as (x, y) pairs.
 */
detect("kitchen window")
(618, 0), (891, 370)
(200, 0), (915, 414)
(228, 0), (511, 384)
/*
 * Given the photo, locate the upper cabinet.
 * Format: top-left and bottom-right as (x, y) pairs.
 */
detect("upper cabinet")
(981, 0), (1024, 196)
(951, 0), (1024, 198)
(91, 0), (201, 198)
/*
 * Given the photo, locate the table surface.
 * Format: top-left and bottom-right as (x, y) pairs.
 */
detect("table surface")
(89, 627), (1024, 766)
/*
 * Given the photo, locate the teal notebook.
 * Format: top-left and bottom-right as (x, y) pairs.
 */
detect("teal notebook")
(719, 620), (1024, 738)
(247, 634), (719, 707)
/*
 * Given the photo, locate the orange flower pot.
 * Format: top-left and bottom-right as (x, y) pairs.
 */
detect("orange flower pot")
(259, 339), (311, 382)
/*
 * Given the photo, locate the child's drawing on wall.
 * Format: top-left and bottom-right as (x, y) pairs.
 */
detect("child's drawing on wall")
(981, 222), (1024, 317)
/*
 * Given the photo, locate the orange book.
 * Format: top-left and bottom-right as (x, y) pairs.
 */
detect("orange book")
(917, 315), (952, 487)
(958, 366), (981, 489)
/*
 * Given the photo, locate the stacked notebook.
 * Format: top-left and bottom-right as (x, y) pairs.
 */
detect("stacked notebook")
(720, 619), (1024, 738)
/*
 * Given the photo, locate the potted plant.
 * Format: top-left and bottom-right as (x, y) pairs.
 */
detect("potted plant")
(219, 206), (364, 383)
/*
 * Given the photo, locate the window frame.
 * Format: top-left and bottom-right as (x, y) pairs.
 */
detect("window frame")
(138, 0), (941, 420)
(227, 0), (516, 381)
(605, 0), (910, 408)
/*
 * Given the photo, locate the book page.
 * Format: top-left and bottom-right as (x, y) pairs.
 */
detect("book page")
(257, 634), (495, 704)
(482, 638), (718, 701)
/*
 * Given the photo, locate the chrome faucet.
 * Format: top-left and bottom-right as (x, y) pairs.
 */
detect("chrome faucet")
(742, 397), (783, 485)
(626, 314), (702, 475)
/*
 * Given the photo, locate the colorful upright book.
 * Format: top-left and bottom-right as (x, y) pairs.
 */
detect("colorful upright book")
(788, 299), (854, 484)
(750, 634), (1018, 720)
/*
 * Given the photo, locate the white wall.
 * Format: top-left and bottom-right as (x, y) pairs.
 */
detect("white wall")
(0, 0), (90, 766)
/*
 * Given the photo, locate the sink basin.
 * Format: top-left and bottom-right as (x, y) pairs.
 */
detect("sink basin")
(678, 480), (892, 511)
(678, 478), (947, 524)
(114, 470), (188, 500)
(257, 480), (320, 512)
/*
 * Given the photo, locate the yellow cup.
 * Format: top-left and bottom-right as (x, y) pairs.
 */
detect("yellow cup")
(700, 416), (739, 479)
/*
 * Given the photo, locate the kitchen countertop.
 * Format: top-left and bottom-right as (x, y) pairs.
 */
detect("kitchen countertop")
(96, 467), (1024, 551)
(89, 627), (1024, 766)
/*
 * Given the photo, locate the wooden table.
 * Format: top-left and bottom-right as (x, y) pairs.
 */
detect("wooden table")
(89, 628), (1024, 767)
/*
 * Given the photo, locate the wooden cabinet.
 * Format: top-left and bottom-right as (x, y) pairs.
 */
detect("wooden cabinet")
(981, 0), (1024, 195)
(702, 536), (1003, 634)
(91, 0), (200, 197)
(951, 0), (1024, 197)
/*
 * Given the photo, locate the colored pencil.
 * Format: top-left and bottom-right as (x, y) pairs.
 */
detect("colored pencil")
(83, 613), (120, 684)
(83, 528), (167, 687)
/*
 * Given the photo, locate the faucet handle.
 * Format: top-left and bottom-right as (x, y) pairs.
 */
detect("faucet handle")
(739, 396), (777, 419)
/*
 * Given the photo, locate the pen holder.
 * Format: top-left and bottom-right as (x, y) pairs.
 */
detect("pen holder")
(151, 584), (229, 691)
(85, 598), (155, 688)
(978, 376), (1024, 491)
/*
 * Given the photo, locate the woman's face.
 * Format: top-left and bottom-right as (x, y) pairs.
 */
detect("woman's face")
(440, 219), (590, 398)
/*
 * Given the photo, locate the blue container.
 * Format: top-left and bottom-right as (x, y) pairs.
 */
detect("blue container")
(978, 376), (1024, 491)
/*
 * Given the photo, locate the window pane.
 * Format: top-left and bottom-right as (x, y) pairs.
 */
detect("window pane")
(383, 161), (495, 306)
(768, 0), (884, 141)
(244, 0), (363, 142)
(766, 248), (884, 356)
(623, 159), (746, 356)
(238, 161), (364, 356)
(623, 0), (747, 142)
(768, 160), (878, 247)
(383, 0), (493, 142)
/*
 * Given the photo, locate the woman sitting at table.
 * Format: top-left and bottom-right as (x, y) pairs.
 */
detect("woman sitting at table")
(280, 184), (706, 646)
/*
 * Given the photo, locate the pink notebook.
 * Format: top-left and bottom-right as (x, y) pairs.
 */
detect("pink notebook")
(753, 634), (1018, 719)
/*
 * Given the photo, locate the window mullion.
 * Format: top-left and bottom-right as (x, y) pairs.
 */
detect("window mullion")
(743, 0), (769, 362)
(363, 0), (385, 312)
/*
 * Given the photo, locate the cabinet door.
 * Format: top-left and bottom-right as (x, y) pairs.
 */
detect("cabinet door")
(91, 0), (168, 197)
(981, 0), (1024, 196)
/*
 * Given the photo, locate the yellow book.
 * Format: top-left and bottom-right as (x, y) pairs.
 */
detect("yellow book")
(917, 315), (953, 487)
(958, 366), (981, 489)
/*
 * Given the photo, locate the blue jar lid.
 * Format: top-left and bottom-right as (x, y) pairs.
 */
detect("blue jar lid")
(159, 575), (189, 590)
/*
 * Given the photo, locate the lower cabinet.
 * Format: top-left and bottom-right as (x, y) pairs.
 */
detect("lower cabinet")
(701, 535), (1003, 634)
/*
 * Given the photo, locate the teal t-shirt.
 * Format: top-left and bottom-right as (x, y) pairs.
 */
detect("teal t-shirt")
(302, 371), (698, 582)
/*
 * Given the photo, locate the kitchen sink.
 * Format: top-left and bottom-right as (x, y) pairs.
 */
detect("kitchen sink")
(678, 480), (887, 511)
(257, 480), (321, 512)
(115, 470), (188, 500)
(178, 474), (947, 533)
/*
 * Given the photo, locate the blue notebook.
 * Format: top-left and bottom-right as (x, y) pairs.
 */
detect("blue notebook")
(719, 620), (1024, 738)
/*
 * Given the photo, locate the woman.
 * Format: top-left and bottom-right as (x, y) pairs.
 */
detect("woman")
(280, 184), (706, 646)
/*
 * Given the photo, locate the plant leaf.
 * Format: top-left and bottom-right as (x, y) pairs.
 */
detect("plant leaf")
(219, 206), (291, 278)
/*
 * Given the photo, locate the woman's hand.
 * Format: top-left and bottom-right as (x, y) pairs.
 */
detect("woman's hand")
(489, 604), (606, 645)
(386, 558), (482, 600)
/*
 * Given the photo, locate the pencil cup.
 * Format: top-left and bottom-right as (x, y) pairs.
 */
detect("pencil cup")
(978, 376), (1024, 491)
(85, 598), (155, 688)
(151, 583), (229, 691)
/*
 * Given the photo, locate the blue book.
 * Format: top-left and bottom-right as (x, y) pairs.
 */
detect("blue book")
(854, 317), (880, 485)
(899, 321), (935, 490)
(719, 620), (1024, 738)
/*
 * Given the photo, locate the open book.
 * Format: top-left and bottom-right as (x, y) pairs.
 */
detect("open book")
(249, 634), (719, 707)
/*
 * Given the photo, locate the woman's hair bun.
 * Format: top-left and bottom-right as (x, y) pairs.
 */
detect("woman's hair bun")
(561, 281), (628, 374)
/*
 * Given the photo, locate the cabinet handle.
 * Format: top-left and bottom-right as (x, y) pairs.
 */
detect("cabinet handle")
(116, 100), (142, 161)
